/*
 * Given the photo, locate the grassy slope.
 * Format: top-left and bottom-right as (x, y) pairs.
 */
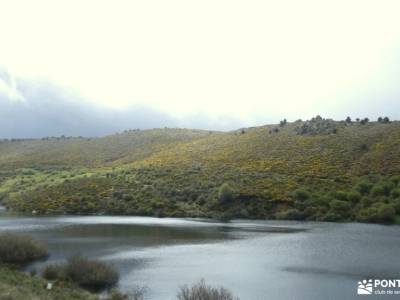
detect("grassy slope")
(1, 121), (400, 222)
(0, 128), (215, 168)
(0, 267), (97, 300)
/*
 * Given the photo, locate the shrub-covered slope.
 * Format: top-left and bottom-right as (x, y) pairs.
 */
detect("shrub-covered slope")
(2, 119), (400, 223)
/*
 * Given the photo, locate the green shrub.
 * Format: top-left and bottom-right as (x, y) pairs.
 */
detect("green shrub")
(357, 203), (396, 223)
(292, 189), (310, 201)
(218, 184), (234, 204)
(333, 191), (349, 201)
(329, 200), (351, 213)
(371, 183), (393, 197)
(390, 175), (400, 186)
(275, 209), (304, 220)
(393, 198), (400, 213)
(355, 181), (373, 195)
(377, 204), (396, 223)
(0, 233), (48, 266)
(347, 191), (362, 203)
(177, 279), (239, 300)
(391, 188), (400, 198)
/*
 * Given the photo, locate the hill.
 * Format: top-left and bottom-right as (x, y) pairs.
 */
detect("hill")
(1, 117), (400, 223)
(0, 128), (215, 168)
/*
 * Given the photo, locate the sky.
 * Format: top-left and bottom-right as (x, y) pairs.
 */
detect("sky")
(1, 0), (400, 138)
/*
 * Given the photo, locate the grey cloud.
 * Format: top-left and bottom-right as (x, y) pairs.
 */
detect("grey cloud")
(0, 71), (242, 139)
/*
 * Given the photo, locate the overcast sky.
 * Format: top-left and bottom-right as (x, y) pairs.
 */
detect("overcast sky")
(1, 0), (400, 138)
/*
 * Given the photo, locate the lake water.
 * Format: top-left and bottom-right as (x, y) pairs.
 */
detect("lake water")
(0, 209), (399, 299)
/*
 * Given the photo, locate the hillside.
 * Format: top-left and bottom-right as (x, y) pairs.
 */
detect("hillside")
(1, 118), (400, 223)
(0, 128), (215, 168)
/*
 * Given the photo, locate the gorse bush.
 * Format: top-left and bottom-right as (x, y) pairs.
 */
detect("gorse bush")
(0, 233), (48, 266)
(177, 279), (239, 300)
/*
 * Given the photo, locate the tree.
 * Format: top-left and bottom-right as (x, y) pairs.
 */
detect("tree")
(383, 116), (390, 123)
(345, 116), (352, 123)
(378, 117), (383, 123)
(279, 118), (287, 127)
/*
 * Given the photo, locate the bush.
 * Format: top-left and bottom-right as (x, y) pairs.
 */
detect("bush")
(391, 188), (400, 198)
(43, 256), (119, 291)
(177, 279), (239, 300)
(391, 176), (400, 186)
(292, 189), (310, 201)
(0, 233), (48, 266)
(357, 203), (396, 223)
(355, 181), (373, 195)
(322, 212), (344, 222)
(218, 184), (235, 204)
(332, 191), (349, 201)
(329, 200), (351, 213)
(347, 191), (362, 203)
(371, 183), (393, 197)
(377, 204), (396, 223)
(393, 198), (400, 213)
(275, 209), (304, 220)
(42, 263), (66, 281)
(66, 256), (119, 290)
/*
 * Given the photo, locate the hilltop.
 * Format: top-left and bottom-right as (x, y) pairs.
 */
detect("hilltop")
(1, 117), (400, 223)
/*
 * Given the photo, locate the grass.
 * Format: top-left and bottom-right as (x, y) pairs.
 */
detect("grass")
(0, 266), (98, 300)
(1, 266), (237, 300)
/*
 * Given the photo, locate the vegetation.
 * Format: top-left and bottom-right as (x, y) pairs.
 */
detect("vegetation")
(0, 266), (98, 300)
(0, 233), (48, 266)
(1, 266), (238, 300)
(1, 119), (400, 224)
(42, 256), (119, 291)
(177, 280), (239, 300)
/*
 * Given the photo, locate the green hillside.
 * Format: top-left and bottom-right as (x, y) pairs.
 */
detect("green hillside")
(1, 118), (400, 223)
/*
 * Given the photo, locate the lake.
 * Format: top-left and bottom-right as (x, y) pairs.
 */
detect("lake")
(0, 209), (399, 299)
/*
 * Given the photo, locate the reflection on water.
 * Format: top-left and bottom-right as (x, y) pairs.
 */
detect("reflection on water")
(0, 210), (398, 300)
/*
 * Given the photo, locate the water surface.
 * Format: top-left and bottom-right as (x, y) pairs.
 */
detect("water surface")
(0, 210), (398, 300)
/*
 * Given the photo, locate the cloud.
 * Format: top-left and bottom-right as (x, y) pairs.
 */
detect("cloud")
(0, 71), (25, 102)
(0, 70), (243, 139)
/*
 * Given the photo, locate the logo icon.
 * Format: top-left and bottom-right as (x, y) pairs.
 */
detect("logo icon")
(358, 279), (373, 295)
